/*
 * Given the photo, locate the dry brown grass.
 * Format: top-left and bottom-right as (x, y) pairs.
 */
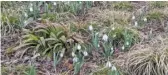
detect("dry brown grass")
(112, 33), (168, 75)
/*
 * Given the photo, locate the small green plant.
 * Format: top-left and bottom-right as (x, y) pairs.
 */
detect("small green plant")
(88, 25), (99, 50)
(53, 50), (65, 74)
(24, 65), (37, 75)
(72, 44), (86, 75)
(113, 2), (133, 11)
(14, 25), (69, 58)
(108, 26), (139, 51)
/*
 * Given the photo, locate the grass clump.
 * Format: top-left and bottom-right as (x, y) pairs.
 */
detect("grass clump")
(113, 2), (133, 11)
(107, 25), (139, 51)
(125, 37), (168, 75)
(150, 1), (168, 9)
(147, 11), (166, 21)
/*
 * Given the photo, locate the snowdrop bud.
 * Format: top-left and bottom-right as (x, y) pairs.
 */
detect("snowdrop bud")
(111, 47), (113, 51)
(60, 52), (63, 57)
(134, 21), (138, 27)
(83, 51), (88, 56)
(106, 61), (112, 68)
(112, 27), (115, 30)
(126, 41), (129, 46)
(77, 44), (81, 50)
(89, 25), (93, 31)
(73, 57), (78, 62)
(24, 12), (28, 17)
(98, 44), (100, 47)
(102, 34), (108, 42)
(143, 17), (147, 22)
(132, 15), (135, 20)
(29, 7), (33, 12)
(111, 65), (117, 71)
(122, 46), (125, 50)
(71, 52), (75, 57)
(53, 2), (57, 5)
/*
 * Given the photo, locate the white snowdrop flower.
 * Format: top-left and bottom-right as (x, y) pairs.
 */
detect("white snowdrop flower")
(126, 41), (129, 46)
(24, 12), (28, 17)
(106, 61), (112, 68)
(95, 32), (99, 35)
(77, 44), (81, 50)
(134, 21), (138, 27)
(111, 47), (113, 51)
(98, 44), (100, 47)
(83, 51), (88, 56)
(111, 65), (117, 71)
(53, 2), (57, 5)
(60, 52), (64, 57)
(112, 27), (115, 30)
(71, 52), (75, 57)
(143, 17), (147, 22)
(132, 15), (135, 20)
(122, 46), (125, 50)
(29, 7), (33, 12)
(113, 34), (116, 38)
(102, 34), (108, 42)
(89, 25), (93, 31)
(79, 2), (82, 4)
(73, 57), (78, 62)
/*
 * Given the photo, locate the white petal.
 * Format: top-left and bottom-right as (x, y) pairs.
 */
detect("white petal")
(60, 53), (63, 57)
(73, 57), (78, 62)
(71, 52), (75, 57)
(77, 44), (81, 50)
(111, 47), (113, 51)
(126, 42), (129, 45)
(102, 34), (108, 42)
(122, 46), (125, 50)
(83, 51), (88, 56)
(53, 2), (57, 5)
(106, 61), (112, 68)
(30, 7), (33, 12)
(134, 21), (138, 27)
(112, 27), (115, 30)
(98, 44), (100, 47)
(143, 17), (147, 22)
(89, 25), (93, 31)
(111, 65), (117, 71)
(132, 15), (135, 20)
(24, 12), (28, 17)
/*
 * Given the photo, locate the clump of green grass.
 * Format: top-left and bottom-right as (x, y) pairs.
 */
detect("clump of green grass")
(146, 11), (166, 21)
(2, 64), (30, 75)
(107, 25), (139, 51)
(150, 1), (168, 9)
(113, 2), (133, 11)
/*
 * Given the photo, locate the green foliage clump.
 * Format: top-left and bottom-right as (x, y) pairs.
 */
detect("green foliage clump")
(14, 25), (69, 58)
(108, 26), (139, 51)
(147, 11), (166, 21)
(113, 2), (133, 11)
